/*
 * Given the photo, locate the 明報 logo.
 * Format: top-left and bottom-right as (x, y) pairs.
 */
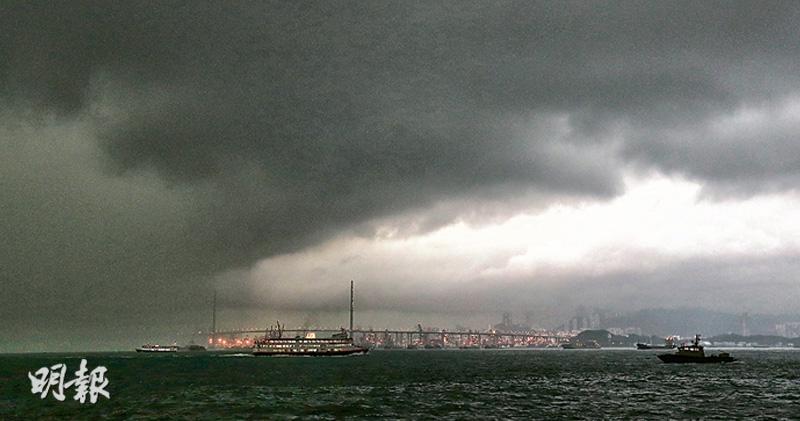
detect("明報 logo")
(28, 359), (110, 404)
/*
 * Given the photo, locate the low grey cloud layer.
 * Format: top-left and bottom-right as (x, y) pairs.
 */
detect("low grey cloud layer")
(3, 1), (800, 350)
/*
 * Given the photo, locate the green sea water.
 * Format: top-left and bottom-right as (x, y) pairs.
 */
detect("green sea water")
(2, 349), (800, 419)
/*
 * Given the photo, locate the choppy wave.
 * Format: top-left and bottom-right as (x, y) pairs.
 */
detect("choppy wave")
(4, 349), (800, 418)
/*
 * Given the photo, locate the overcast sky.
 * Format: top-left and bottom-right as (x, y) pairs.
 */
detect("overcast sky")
(3, 1), (800, 351)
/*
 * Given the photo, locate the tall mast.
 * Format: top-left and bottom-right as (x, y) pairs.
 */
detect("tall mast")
(350, 280), (354, 338)
(211, 290), (217, 345)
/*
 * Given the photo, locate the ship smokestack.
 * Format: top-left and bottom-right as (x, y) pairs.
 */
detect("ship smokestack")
(350, 280), (354, 339)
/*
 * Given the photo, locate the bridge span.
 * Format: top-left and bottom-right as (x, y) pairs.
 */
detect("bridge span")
(207, 327), (568, 349)
(204, 284), (568, 348)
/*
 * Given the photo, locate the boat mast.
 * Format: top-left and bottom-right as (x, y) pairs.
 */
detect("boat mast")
(350, 280), (354, 339)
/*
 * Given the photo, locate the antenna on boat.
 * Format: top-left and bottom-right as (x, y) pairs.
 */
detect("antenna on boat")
(350, 280), (354, 339)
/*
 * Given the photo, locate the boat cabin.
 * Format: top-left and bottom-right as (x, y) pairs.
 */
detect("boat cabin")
(675, 334), (705, 357)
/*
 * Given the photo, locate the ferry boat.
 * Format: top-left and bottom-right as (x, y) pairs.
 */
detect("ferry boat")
(252, 281), (368, 357)
(136, 344), (179, 353)
(657, 335), (736, 363)
(253, 323), (368, 356)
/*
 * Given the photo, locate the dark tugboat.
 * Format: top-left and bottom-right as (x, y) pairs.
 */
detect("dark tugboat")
(657, 335), (736, 363)
(180, 344), (207, 352)
(560, 340), (601, 349)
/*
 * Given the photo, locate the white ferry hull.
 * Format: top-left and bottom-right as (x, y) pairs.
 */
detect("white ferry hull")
(253, 347), (368, 356)
(136, 346), (178, 353)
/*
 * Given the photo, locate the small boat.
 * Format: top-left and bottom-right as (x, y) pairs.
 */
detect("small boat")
(561, 340), (601, 349)
(136, 344), (179, 353)
(658, 335), (736, 363)
(637, 336), (677, 350)
(179, 344), (207, 352)
(637, 343), (675, 350)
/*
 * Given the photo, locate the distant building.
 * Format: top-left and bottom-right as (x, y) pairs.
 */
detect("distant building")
(740, 312), (750, 336)
(524, 311), (536, 329)
(607, 327), (624, 336)
(493, 312), (530, 332)
(589, 312), (601, 329)
(566, 307), (605, 332)
(775, 322), (800, 337)
(607, 326), (642, 336)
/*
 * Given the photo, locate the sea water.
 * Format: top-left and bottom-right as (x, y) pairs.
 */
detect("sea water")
(2, 349), (800, 419)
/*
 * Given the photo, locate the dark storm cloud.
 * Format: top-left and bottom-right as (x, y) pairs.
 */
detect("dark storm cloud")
(4, 1), (800, 350)
(623, 104), (800, 196)
(5, 1), (799, 184)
